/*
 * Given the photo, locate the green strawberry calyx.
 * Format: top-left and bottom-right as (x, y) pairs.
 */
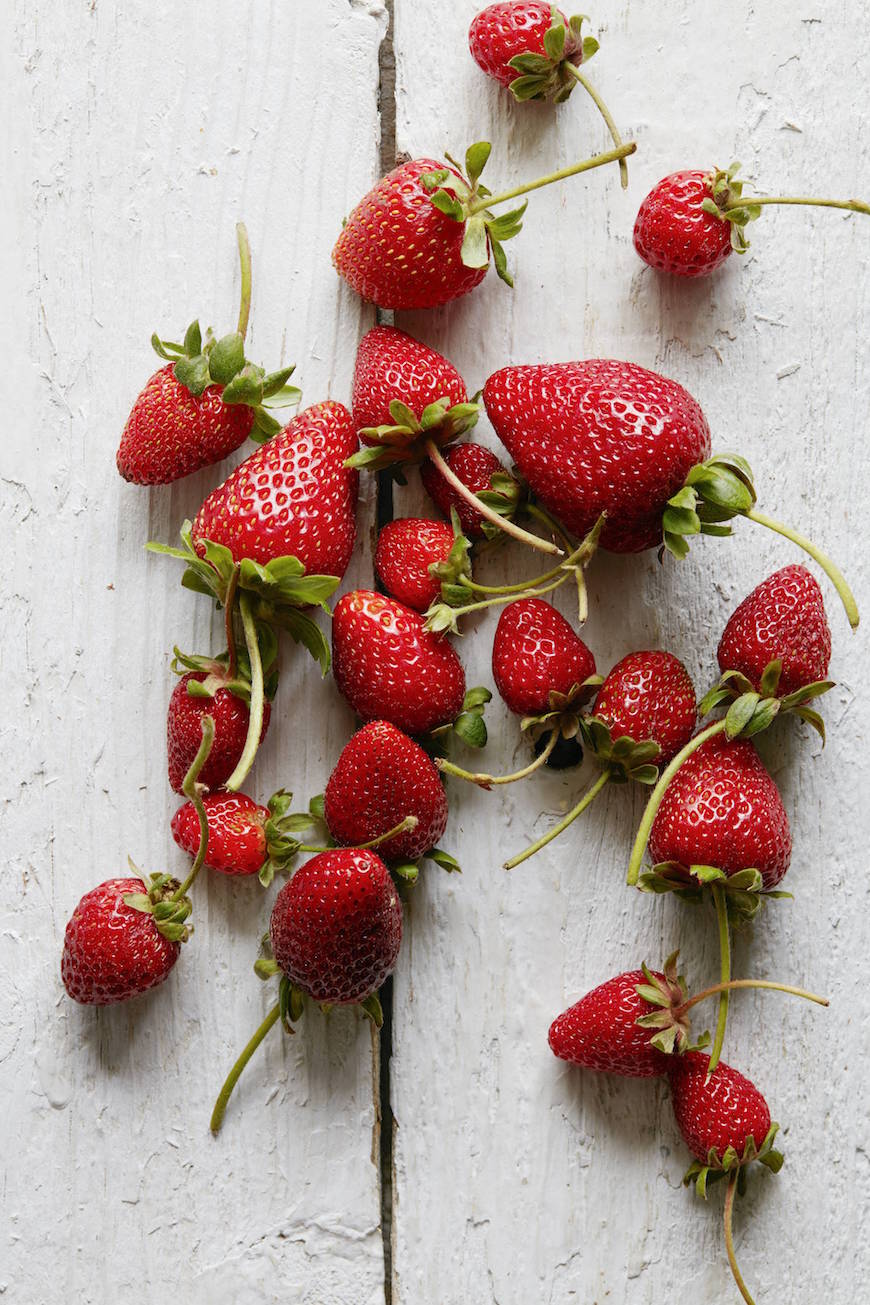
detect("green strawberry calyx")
(632, 951), (708, 1056)
(579, 716), (661, 784)
(348, 395), (481, 475)
(700, 162), (763, 254)
(699, 660), (834, 745)
(684, 1123), (783, 1199)
(519, 676), (603, 742)
(172, 631), (280, 707)
(123, 867), (193, 944)
(507, 10), (595, 103)
(637, 861), (791, 923)
(257, 790), (329, 888)
(430, 685), (493, 750)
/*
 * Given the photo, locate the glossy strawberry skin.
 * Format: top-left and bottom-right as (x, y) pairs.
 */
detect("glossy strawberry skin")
(594, 651), (697, 765)
(717, 565), (832, 696)
(61, 878), (179, 1005)
(421, 443), (513, 540)
(171, 791), (268, 876)
(332, 590), (466, 735)
(167, 673), (272, 795)
(375, 518), (455, 612)
(352, 325), (468, 433)
(492, 598), (596, 716)
(469, 3), (576, 88)
(634, 171), (733, 279)
(332, 159), (488, 311)
(324, 720), (448, 862)
(116, 365), (255, 485)
(269, 849), (402, 1004)
(549, 969), (671, 1077)
(669, 1052), (772, 1162)
(192, 401), (358, 576)
(484, 360), (711, 552)
(649, 733), (791, 890)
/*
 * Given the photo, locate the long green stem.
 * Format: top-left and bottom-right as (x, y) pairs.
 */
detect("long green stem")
(301, 815), (419, 853)
(461, 540), (587, 597)
(523, 503), (576, 554)
(225, 593), (264, 792)
(171, 715), (216, 902)
(438, 729), (558, 788)
(626, 719), (728, 886)
(565, 65), (628, 190)
(441, 574), (566, 623)
(210, 1001), (282, 1134)
(743, 507), (859, 628)
(723, 1171), (755, 1305)
(726, 194), (870, 217)
(505, 768), (610, 869)
(235, 222), (252, 342)
(426, 439), (562, 555)
(707, 883), (731, 1078)
(224, 565), (240, 679)
(467, 142), (636, 215)
(676, 977), (829, 1016)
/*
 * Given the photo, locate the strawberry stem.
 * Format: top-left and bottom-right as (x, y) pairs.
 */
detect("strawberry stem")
(171, 715), (216, 902)
(466, 142), (636, 215)
(723, 1170), (756, 1305)
(425, 438), (562, 555)
(675, 977), (829, 1016)
(437, 573), (566, 622)
(225, 593), (264, 792)
(302, 815), (419, 853)
(210, 1000), (283, 1134)
(743, 507), (859, 628)
(564, 65), (629, 190)
(725, 194), (870, 217)
(437, 728), (558, 787)
(626, 719), (728, 886)
(707, 882), (731, 1078)
(236, 222), (252, 342)
(504, 768), (610, 869)
(224, 564), (240, 679)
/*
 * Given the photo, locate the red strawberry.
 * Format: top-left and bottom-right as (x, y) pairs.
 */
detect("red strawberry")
(192, 401), (358, 576)
(634, 171), (733, 279)
(352, 325), (468, 431)
(593, 651), (696, 765)
(484, 360), (711, 552)
(167, 672), (271, 795)
(270, 849), (402, 1004)
(375, 518), (455, 612)
(648, 733), (791, 891)
(469, 3), (582, 91)
(492, 598), (596, 716)
(171, 791), (268, 876)
(324, 720), (448, 862)
(717, 565), (831, 697)
(332, 590), (466, 735)
(61, 877), (181, 1005)
(549, 969), (672, 1077)
(421, 442), (517, 540)
(669, 1052), (773, 1165)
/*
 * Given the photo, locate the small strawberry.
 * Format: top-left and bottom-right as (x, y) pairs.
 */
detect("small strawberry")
(468, 5), (628, 187)
(332, 590), (469, 737)
(375, 518), (456, 613)
(635, 162), (870, 279)
(492, 597), (597, 717)
(170, 789), (320, 883)
(421, 442), (519, 540)
(167, 669), (271, 795)
(333, 138), (633, 311)
(549, 968), (673, 1078)
(351, 325), (469, 432)
(324, 720), (450, 869)
(117, 224), (299, 484)
(717, 565), (832, 697)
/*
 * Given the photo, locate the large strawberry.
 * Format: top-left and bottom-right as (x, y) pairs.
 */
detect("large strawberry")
(375, 518), (456, 614)
(333, 139), (633, 311)
(635, 162), (870, 279)
(324, 720), (450, 871)
(421, 442), (519, 541)
(167, 669), (272, 795)
(484, 359), (859, 623)
(117, 224), (299, 484)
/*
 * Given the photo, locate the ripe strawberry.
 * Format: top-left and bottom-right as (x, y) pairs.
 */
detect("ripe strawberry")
(171, 791), (268, 876)
(352, 325), (468, 432)
(717, 565), (831, 697)
(669, 1052), (774, 1166)
(549, 969), (672, 1077)
(375, 518), (456, 613)
(593, 651), (696, 765)
(421, 442), (518, 540)
(492, 598), (596, 716)
(332, 590), (466, 736)
(648, 733), (791, 891)
(167, 671), (271, 794)
(324, 720), (448, 862)
(270, 849), (402, 1004)
(192, 401), (358, 576)
(61, 877), (182, 1005)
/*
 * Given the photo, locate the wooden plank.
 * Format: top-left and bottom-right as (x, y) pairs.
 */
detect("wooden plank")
(389, 1), (870, 1300)
(0, 2), (388, 1301)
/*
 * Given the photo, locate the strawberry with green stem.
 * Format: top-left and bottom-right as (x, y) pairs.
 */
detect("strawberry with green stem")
(117, 223), (300, 484)
(333, 138), (635, 311)
(421, 442), (522, 541)
(468, 4), (629, 189)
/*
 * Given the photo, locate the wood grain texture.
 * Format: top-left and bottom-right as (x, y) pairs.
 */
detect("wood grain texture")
(1, 2), (388, 1301)
(389, 1), (870, 1301)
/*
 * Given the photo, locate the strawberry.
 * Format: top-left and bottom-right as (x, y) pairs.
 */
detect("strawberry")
(352, 325), (469, 432)
(592, 650), (697, 766)
(116, 224), (299, 484)
(61, 876), (187, 1005)
(375, 518), (456, 613)
(717, 565), (831, 697)
(332, 590), (467, 736)
(635, 162), (870, 279)
(333, 139), (633, 311)
(172, 791), (267, 876)
(421, 442), (519, 540)
(549, 968), (672, 1077)
(492, 597), (596, 717)
(167, 671), (271, 795)
(324, 720), (449, 864)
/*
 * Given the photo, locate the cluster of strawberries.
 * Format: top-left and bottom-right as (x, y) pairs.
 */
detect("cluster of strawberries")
(59, 4), (865, 1301)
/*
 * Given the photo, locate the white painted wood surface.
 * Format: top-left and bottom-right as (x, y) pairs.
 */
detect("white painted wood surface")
(3, 1), (869, 1302)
